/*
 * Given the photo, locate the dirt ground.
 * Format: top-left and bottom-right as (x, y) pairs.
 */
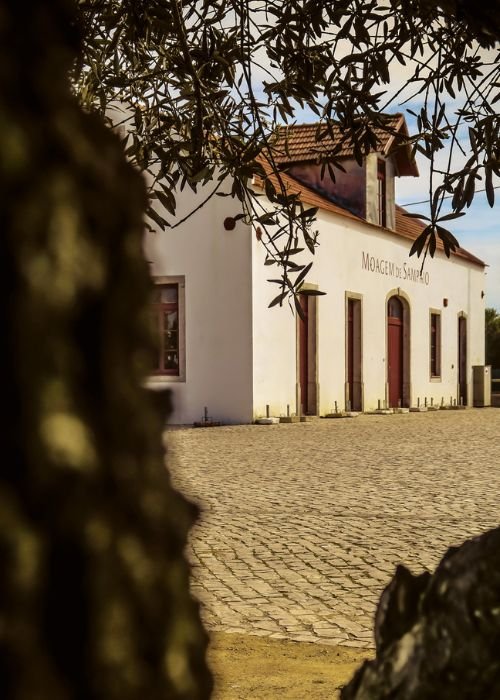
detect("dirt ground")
(208, 632), (370, 699)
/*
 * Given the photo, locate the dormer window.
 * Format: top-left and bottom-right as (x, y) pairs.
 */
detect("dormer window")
(270, 115), (418, 231)
(377, 158), (386, 227)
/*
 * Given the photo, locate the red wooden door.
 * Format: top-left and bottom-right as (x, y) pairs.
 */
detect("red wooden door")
(299, 294), (309, 414)
(458, 316), (467, 404)
(346, 298), (362, 411)
(388, 297), (403, 408)
(347, 299), (354, 399)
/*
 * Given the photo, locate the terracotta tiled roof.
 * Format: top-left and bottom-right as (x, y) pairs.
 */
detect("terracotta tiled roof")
(271, 114), (418, 176)
(254, 162), (485, 268)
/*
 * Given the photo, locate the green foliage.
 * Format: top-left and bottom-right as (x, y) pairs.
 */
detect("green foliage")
(486, 307), (500, 368)
(74, 0), (499, 306)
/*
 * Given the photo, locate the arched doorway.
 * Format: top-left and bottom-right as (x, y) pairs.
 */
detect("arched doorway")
(387, 295), (405, 407)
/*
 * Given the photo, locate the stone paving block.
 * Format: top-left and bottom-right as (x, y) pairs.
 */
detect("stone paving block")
(169, 409), (500, 649)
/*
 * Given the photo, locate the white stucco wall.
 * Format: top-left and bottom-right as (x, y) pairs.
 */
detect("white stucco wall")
(250, 204), (486, 416)
(144, 185), (254, 424)
(144, 171), (485, 423)
(251, 230), (298, 419)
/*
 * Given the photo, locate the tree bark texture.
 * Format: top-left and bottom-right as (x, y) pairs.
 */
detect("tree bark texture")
(0, 2), (212, 698)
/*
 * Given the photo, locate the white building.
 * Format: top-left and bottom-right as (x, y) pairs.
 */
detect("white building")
(145, 115), (486, 424)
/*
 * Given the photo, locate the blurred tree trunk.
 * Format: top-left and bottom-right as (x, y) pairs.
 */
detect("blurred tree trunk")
(0, 2), (211, 698)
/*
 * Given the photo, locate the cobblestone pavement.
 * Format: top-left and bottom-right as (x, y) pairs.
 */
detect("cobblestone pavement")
(167, 409), (500, 648)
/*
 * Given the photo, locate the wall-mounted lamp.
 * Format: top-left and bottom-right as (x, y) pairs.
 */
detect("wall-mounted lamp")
(443, 298), (448, 307)
(481, 290), (485, 299)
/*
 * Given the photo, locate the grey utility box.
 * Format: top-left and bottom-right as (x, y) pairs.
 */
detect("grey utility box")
(472, 365), (491, 407)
